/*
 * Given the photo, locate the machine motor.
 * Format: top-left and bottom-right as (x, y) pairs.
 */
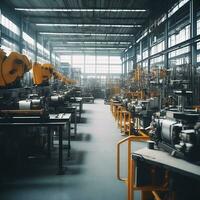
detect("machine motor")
(150, 111), (200, 162)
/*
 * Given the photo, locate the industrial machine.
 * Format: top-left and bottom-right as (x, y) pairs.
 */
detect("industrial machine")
(127, 97), (159, 128)
(0, 49), (33, 111)
(149, 84), (200, 162)
(150, 109), (200, 162)
(147, 62), (200, 162)
(0, 49), (32, 88)
(0, 50), (49, 172)
(110, 65), (162, 132)
(0, 49), (78, 173)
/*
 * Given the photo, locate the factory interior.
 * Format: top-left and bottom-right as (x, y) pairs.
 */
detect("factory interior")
(0, 0), (200, 200)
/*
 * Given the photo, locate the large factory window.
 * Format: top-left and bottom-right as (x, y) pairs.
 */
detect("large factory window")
(85, 65), (95, 73)
(143, 60), (148, 68)
(73, 55), (84, 64)
(60, 55), (72, 64)
(110, 56), (121, 64)
(110, 65), (122, 74)
(37, 42), (44, 56)
(60, 54), (121, 75)
(168, 25), (190, 47)
(136, 45), (141, 62)
(43, 48), (50, 61)
(85, 55), (95, 64)
(73, 65), (84, 73)
(197, 54), (200, 63)
(1, 14), (20, 36)
(96, 65), (108, 73)
(97, 56), (108, 64)
(23, 32), (35, 49)
(150, 55), (164, 67)
(197, 42), (200, 50)
(197, 18), (200, 35)
(169, 46), (190, 58)
(169, 46), (190, 65)
(1, 38), (19, 54)
(151, 41), (165, 55)
(143, 49), (148, 59)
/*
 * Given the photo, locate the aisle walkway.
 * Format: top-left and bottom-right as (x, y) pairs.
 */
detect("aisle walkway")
(0, 99), (127, 200)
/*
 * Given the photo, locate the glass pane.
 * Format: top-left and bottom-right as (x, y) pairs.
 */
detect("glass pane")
(85, 55), (95, 64)
(110, 65), (121, 73)
(73, 64), (84, 73)
(96, 65), (108, 73)
(110, 56), (121, 64)
(60, 55), (71, 64)
(73, 55), (84, 64)
(97, 56), (108, 64)
(85, 65), (95, 73)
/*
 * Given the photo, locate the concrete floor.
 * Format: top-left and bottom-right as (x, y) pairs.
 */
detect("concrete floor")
(0, 99), (143, 200)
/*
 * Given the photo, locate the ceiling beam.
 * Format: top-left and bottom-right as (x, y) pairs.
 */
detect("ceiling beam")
(25, 15), (147, 21)
(26, 16), (146, 25)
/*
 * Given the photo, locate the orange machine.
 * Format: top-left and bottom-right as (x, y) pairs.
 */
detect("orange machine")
(32, 63), (53, 85)
(0, 49), (32, 87)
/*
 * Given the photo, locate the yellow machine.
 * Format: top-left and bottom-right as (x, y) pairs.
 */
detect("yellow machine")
(53, 70), (76, 85)
(32, 63), (53, 85)
(0, 49), (32, 87)
(132, 66), (144, 83)
(63, 76), (77, 85)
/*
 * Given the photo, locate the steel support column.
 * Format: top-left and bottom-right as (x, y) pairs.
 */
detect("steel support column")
(164, 13), (169, 69)
(132, 43), (137, 70)
(50, 46), (52, 64)
(95, 51), (97, 78)
(108, 51), (111, 78)
(35, 32), (38, 62)
(190, 0), (197, 104)
(19, 15), (23, 53)
(190, 0), (197, 67)
(124, 54), (128, 77)
(140, 40), (143, 67)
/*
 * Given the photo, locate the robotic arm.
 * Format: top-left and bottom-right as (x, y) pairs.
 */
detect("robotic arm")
(32, 63), (53, 86)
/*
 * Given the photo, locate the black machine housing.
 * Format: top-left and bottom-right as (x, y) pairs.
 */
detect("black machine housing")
(150, 110), (200, 162)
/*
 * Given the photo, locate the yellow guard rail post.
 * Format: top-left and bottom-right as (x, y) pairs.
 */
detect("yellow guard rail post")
(117, 135), (169, 200)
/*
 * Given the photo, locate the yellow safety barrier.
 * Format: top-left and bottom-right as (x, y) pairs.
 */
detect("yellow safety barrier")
(117, 135), (170, 200)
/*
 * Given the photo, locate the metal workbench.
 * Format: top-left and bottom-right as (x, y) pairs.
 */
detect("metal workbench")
(0, 113), (71, 175)
(132, 147), (200, 180)
(70, 97), (83, 122)
(132, 147), (200, 199)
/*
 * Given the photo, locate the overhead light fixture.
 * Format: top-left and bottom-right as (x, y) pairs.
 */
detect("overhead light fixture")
(66, 41), (130, 44)
(53, 47), (125, 50)
(39, 32), (134, 37)
(50, 41), (131, 44)
(15, 8), (147, 12)
(56, 50), (120, 52)
(36, 23), (142, 28)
